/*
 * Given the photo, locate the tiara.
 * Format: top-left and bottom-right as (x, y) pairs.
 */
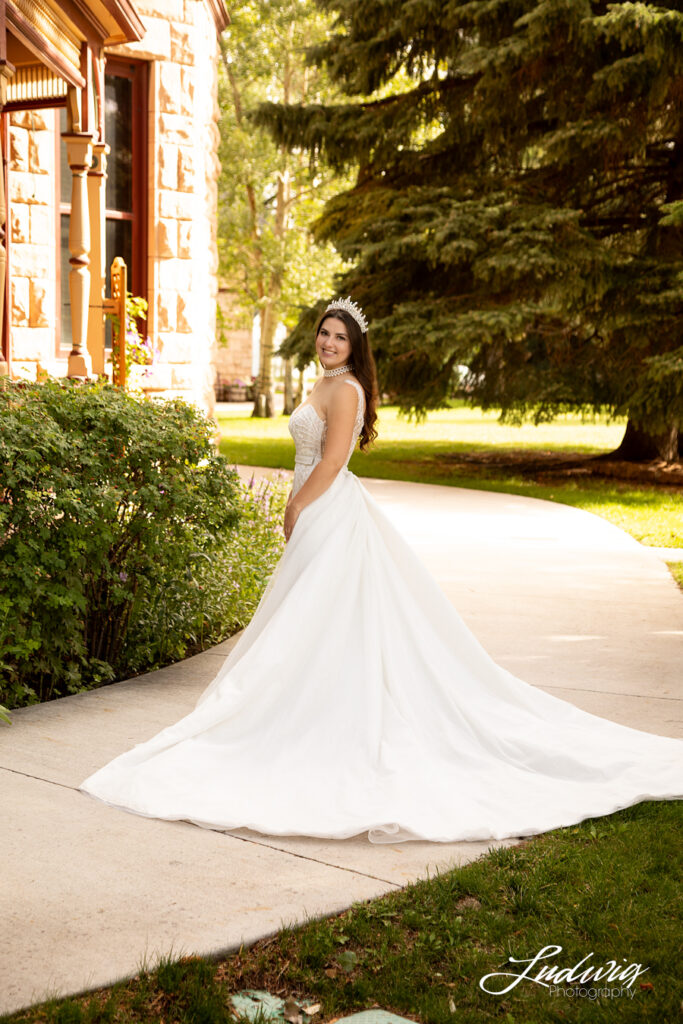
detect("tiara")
(325, 295), (369, 334)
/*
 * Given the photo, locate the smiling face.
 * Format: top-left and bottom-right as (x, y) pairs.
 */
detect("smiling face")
(316, 316), (353, 371)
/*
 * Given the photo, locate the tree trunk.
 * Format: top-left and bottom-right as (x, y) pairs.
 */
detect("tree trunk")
(282, 357), (294, 414)
(610, 133), (683, 465)
(604, 418), (680, 463)
(658, 423), (680, 463)
(252, 301), (276, 417)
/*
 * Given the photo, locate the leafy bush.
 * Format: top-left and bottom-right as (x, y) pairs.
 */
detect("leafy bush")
(120, 470), (288, 673)
(0, 377), (247, 710)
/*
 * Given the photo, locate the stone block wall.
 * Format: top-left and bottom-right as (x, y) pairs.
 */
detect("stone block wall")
(7, 110), (56, 379)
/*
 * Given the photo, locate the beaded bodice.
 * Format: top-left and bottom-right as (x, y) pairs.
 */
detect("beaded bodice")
(288, 378), (365, 497)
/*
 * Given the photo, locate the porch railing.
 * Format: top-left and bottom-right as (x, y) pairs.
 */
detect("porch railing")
(103, 256), (127, 388)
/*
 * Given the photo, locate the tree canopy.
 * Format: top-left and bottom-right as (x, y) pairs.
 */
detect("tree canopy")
(217, 0), (354, 414)
(252, 0), (683, 459)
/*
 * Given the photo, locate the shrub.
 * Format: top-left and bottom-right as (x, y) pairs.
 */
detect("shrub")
(120, 470), (288, 673)
(0, 377), (244, 710)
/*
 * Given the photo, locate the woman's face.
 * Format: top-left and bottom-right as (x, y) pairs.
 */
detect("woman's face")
(316, 316), (353, 371)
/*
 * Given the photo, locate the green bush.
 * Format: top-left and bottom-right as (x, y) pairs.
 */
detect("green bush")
(120, 470), (288, 673)
(0, 377), (250, 710)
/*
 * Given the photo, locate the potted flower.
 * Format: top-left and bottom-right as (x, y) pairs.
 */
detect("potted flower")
(107, 293), (155, 392)
(226, 377), (249, 401)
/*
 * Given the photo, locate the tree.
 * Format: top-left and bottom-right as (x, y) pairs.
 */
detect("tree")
(217, 0), (354, 416)
(253, 0), (683, 460)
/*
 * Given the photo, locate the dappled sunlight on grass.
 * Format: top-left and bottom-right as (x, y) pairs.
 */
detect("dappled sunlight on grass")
(216, 403), (681, 549)
(217, 401), (627, 452)
(373, 402), (627, 451)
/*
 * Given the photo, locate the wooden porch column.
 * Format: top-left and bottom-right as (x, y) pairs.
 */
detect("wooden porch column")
(62, 131), (94, 378)
(87, 141), (108, 375)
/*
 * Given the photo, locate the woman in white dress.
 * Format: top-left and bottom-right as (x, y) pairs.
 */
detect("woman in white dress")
(80, 297), (683, 844)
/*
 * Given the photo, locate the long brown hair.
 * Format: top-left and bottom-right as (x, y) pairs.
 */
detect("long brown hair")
(314, 307), (379, 451)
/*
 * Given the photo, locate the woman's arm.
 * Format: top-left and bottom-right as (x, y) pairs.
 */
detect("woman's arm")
(284, 384), (359, 541)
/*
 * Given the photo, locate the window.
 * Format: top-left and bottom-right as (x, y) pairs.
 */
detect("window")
(57, 58), (147, 353)
(58, 107), (72, 349)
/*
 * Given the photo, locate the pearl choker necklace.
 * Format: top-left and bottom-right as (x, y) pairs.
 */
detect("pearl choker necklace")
(322, 363), (353, 377)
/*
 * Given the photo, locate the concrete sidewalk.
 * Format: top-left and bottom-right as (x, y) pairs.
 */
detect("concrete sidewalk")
(2, 469), (682, 1016)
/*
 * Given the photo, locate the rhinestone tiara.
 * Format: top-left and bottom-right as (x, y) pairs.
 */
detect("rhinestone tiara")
(324, 295), (369, 334)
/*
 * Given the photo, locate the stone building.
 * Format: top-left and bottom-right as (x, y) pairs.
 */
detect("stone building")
(0, 0), (229, 418)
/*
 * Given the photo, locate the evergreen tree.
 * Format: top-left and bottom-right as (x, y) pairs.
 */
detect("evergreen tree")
(253, 0), (683, 460)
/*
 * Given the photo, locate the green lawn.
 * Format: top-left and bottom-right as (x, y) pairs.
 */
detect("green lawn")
(5, 800), (680, 1023)
(217, 403), (682, 549)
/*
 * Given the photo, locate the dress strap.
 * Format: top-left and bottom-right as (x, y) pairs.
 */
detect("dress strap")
(342, 377), (365, 413)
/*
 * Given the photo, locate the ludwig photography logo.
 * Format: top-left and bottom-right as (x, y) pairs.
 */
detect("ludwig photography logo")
(478, 943), (650, 1000)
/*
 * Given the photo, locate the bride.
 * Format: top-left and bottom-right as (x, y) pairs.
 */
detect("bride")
(80, 296), (683, 844)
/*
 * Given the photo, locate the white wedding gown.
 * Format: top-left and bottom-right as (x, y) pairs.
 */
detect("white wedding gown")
(80, 378), (683, 843)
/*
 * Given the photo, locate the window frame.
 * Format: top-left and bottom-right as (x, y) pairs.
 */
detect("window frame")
(103, 56), (148, 321)
(55, 56), (148, 356)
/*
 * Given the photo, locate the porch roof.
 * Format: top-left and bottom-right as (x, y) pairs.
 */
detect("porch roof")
(5, 0), (145, 94)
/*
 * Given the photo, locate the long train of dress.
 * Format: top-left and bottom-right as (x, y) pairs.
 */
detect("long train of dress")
(80, 379), (683, 843)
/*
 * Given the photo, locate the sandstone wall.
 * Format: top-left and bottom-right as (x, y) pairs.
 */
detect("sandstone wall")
(7, 109), (56, 380)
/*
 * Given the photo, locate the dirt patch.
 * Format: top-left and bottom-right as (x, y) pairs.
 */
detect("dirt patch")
(439, 450), (683, 489)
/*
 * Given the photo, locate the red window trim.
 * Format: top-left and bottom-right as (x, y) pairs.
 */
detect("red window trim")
(103, 56), (148, 311)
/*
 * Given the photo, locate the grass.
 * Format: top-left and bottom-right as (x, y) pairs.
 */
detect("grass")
(216, 403), (683, 549)
(667, 562), (683, 592)
(4, 800), (680, 1024)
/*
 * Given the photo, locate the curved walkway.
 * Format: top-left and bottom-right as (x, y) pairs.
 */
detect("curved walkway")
(1, 468), (681, 1015)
